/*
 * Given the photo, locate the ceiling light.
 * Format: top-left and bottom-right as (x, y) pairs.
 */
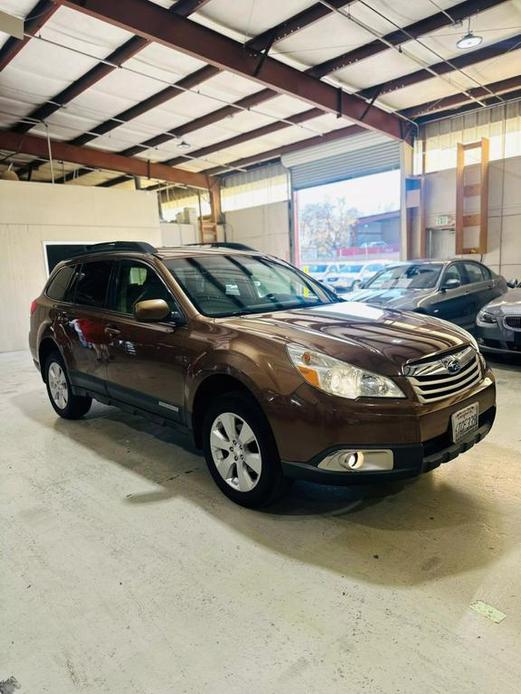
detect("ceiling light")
(177, 141), (191, 150)
(457, 31), (483, 50)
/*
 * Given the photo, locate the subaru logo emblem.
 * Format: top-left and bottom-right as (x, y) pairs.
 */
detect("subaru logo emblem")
(447, 358), (461, 374)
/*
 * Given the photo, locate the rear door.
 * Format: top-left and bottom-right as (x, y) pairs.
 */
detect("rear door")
(55, 260), (114, 394)
(104, 259), (188, 422)
(461, 261), (499, 313)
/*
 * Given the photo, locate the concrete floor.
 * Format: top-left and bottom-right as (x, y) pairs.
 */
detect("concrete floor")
(1, 352), (520, 694)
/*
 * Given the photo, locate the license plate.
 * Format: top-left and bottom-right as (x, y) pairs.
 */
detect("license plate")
(451, 403), (479, 444)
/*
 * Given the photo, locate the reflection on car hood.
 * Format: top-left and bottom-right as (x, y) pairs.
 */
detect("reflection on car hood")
(226, 301), (470, 375)
(483, 288), (521, 313)
(348, 287), (432, 309)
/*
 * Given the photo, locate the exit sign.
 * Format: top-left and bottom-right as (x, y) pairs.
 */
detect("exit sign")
(435, 214), (453, 227)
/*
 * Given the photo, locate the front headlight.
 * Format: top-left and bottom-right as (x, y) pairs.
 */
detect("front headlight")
(287, 344), (405, 399)
(477, 310), (498, 325)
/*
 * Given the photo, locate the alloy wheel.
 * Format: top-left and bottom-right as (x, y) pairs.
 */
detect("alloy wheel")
(48, 362), (69, 410)
(210, 412), (262, 492)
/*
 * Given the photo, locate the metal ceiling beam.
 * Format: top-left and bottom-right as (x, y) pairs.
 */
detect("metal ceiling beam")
(11, 0), (207, 135)
(415, 86), (521, 123)
(52, 0), (503, 182)
(0, 0), (59, 71)
(162, 107), (324, 167)
(61, 0), (404, 141)
(0, 130), (212, 188)
(307, 0), (506, 78)
(70, 65), (219, 147)
(170, 0), (212, 16)
(16, 0), (353, 178)
(100, 122), (366, 187)
(202, 124), (367, 175)
(246, 1), (354, 52)
(401, 75), (521, 119)
(359, 33), (521, 100)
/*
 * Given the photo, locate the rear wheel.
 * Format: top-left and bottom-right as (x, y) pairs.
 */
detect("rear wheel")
(45, 351), (91, 420)
(202, 392), (290, 508)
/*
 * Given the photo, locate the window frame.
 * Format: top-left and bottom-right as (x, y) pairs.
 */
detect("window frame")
(45, 264), (78, 303)
(107, 258), (186, 324)
(461, 261), (490, 285)
(439, 262), (465, 289)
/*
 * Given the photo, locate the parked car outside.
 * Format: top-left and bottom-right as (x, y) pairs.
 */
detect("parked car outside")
(350, 259), (507, 332)
(325, 260), (391, 293)
(476, 288), (521, 355)
(302, 262), (338, 283)
(30, 242), (496, 508)
(360, 241), (393, 252)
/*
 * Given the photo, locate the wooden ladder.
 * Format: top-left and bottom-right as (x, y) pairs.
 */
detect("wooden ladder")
(455, 137), (489, 255)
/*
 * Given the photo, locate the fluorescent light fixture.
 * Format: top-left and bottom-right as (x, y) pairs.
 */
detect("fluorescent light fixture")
(457, 31), (483, 49)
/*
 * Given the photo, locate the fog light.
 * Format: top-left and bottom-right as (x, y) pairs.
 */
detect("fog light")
(318, 449), (394, 472)
(340, 451), (364, 470)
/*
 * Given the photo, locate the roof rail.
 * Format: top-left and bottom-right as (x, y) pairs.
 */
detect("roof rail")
(84, 241), (157, 254)
(187, 242), (256, 251)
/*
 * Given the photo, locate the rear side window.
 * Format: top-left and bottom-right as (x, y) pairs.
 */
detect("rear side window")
(46, 266), (75, 301)
(462, 262), (487, 284)
(75, 261), (113, 308)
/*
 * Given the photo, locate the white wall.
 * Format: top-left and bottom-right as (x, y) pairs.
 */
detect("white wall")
(224, 201), (290, 261)
(0, 180), (161, 353)
(423, 154), (521, 280)
(159, 221), (198, 246)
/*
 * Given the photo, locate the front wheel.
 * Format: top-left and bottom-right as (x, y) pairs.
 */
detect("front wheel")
(202, 392), (290, 508)
(45, 352), (92, 419)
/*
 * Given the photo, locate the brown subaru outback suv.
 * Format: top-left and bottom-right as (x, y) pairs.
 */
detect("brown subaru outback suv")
(29, 242), (496, 507)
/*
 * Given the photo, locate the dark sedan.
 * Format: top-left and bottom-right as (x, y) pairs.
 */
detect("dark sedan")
(476, 288), (521, 355)
(350, 260), (507, 331)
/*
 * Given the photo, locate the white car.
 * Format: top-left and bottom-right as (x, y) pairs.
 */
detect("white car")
(325, 261), (391, 293)
(302, 262), (338, 283)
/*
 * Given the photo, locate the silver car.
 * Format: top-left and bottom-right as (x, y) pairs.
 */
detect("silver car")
(476, 289), (521, 355)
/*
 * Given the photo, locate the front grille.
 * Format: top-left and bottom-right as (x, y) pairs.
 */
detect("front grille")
(405, 346), (483, 403)
(504, 315), (521, 331)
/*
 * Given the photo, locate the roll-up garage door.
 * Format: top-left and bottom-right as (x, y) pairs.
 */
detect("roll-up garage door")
(282, 131), (400, 190)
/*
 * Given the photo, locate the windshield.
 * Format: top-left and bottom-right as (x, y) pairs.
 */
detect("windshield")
(365, 263), (443, 290)
(166, 254), (336, 317)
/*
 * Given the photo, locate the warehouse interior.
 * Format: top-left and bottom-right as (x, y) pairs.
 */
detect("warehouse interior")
(1, 0), (521, 692)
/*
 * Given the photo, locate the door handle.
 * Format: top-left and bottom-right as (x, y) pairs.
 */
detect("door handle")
(105, 326), (121, 337)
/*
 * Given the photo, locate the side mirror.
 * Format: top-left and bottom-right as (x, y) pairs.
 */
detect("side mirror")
(134, 299), (171, 322)
(442, 278), (461, 291)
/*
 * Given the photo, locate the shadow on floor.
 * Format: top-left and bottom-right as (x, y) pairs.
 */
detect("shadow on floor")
(13, 390), (508, 587)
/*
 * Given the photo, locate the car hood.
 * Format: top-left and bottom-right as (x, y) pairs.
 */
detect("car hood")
(348, 286), (432, 310)
(483, 288), (521, 313)
(224, 301), (471, 375)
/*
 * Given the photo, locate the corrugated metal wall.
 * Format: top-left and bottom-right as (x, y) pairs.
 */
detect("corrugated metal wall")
(281, 132), (400, 190)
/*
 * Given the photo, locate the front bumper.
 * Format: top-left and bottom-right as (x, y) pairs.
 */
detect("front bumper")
(281, 406), (495, 485)
(476, 322), (521, 355)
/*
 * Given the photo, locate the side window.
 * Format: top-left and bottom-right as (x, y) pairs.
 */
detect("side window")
(462, 262), (487, 284)
(75, 261), (113, 308)
(46, 265), (75, 301)
(112, 260), (178, 317)
(442, 264), (464, 286)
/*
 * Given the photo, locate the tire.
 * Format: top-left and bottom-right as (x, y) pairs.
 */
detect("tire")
(45, 351), (92, 420)
(202, 391), (291, 508)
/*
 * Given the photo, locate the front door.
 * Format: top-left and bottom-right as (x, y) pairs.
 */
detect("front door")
(104, 259), (188, 422)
